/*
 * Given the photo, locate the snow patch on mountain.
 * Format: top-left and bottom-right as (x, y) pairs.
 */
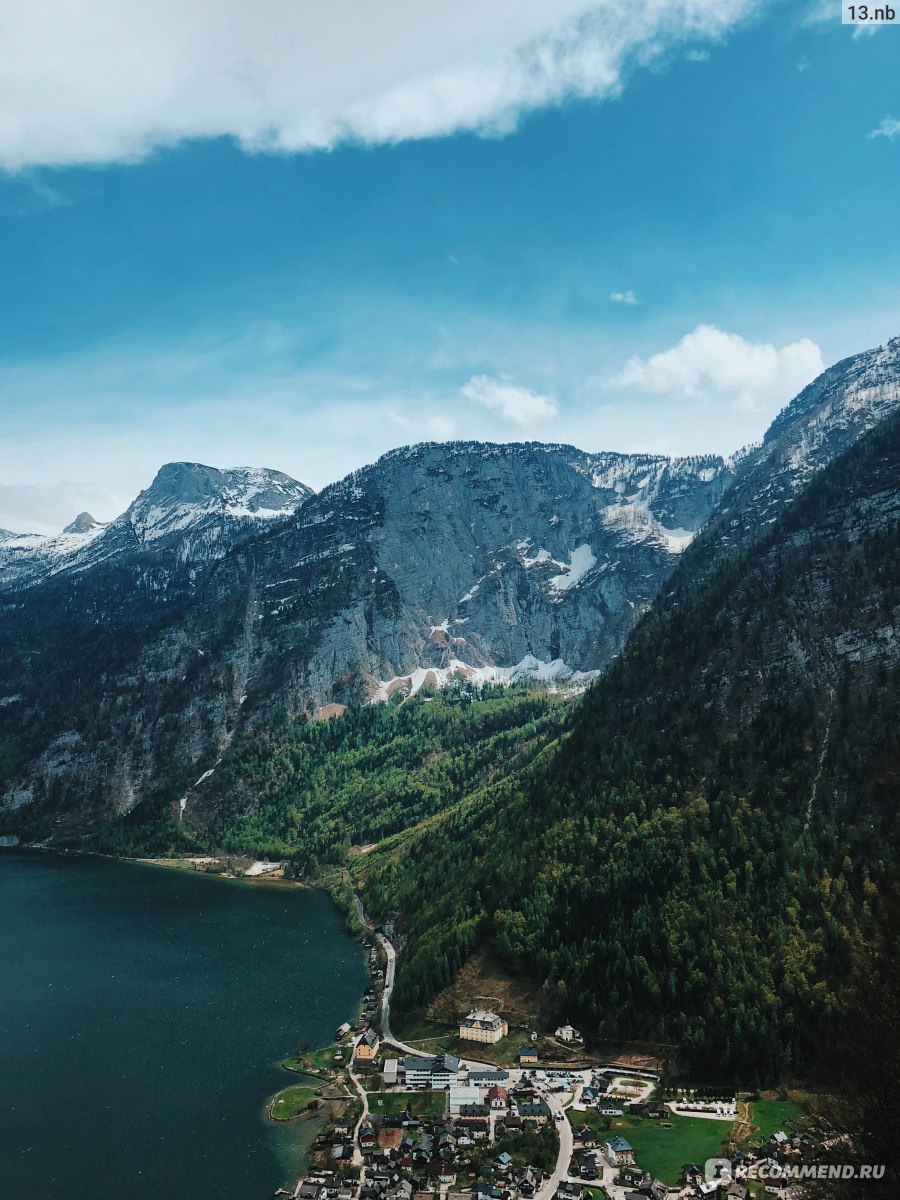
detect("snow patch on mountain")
(370, 654), (598, 702)
(547, 544), (597, 591)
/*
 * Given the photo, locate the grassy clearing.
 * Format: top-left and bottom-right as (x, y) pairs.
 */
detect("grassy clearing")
(283, 1044), (349, 1075)
(618, 1115), (732, 1185)
(750, 1098), (803, 1139)
(271, 1085), (321, 1121)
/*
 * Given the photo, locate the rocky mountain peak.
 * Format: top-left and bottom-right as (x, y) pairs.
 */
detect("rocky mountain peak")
(123, 462), (314, 544)
(62, 512), (101, 535)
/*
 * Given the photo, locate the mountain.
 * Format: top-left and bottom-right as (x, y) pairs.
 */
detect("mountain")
(0, 336), (897, 848)
(355, 405), (900, 1078)
(0, 445), (729, 830)
(0, 463), (314, 590)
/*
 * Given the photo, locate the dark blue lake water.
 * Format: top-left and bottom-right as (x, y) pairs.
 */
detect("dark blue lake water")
(0, 851), (366, 1200)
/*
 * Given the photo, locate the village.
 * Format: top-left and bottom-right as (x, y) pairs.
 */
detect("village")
(278, 927), (826, 1200)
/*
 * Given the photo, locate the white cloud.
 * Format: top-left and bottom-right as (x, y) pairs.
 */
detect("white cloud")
(684, 48), (711, 61)
(607, 324), (824, 414)
(867, 116), (900, 141)
(610, 289), (639, 305)
(462, 375), (559, 424)
(0, 0), (765, 170)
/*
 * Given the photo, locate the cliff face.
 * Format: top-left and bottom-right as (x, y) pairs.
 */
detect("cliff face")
(0, 335), (898, 835)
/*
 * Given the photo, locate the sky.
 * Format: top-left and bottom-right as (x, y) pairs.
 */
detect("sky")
(0, 0), (898, 534)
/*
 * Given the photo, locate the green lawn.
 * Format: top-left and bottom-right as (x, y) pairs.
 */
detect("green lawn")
(750, 1099), (803, 1140)
(622, 1115), (732, 1185)
(271, 1085), (321, 1120)
(283, 1043), (348, 1075)
(368, 1091), (446, 1119)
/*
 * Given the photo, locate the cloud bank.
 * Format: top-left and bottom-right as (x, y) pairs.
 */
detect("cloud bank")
(607, 324), (824, 413)
(462, 375), (559, 424)
(0, 0), (764, 170)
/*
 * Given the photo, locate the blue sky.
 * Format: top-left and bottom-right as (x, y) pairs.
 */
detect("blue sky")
(0, 0), (898, 533)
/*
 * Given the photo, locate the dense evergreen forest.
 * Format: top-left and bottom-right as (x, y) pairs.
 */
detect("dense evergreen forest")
(355, 413), (900, 1081)
(199, 684), (569, 868)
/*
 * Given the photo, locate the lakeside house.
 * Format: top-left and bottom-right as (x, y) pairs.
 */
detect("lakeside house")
(355, 1029), (381, 1063)
(336, 1022), (352, 1040)
(459, 1009), (509, 1043)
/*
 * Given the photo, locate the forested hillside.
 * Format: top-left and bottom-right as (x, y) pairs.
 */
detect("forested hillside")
(355, 411), (900, 1080)
(80, 684), (570, 863)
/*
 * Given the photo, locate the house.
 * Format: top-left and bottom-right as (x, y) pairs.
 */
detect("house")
(426, 1161), (456, 1186)
(645, 1101), (668, 1119)
(517, 1045), (539, 1065)
(401, 1053), (461, 1089)
(459, 1009), (509, 1043)
(726, 1185), (750, 1200)
(495, 1153), (513, 1169)
(516, 1168), (543, 1198)
(577, 1154), (598, 1179)
(603, 1135), (635, 1167)
(336, 1022), (352, 1040)
(487, 1085), (509, 1109)
(355, 1029), (381, 1063)
(468, 1068), (510, 1087)
(557, 1185), (583, 1200)
(519, 1102), (551, 1124)
(297, 1186), (326, 1200)
(575, 1125), (598, 1148)
(457, 1104), (491, 1121)
(554, 1024), (584, 1043)
(598, 1103), (625, 1117)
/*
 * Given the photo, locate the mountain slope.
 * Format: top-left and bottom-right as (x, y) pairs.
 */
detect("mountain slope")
(0, 444), (729, 830)
(0, 335), (897, 839)
(355, 408), (900, 1078)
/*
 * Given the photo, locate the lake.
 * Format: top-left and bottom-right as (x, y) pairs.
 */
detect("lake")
(0, 851), (367, 1200)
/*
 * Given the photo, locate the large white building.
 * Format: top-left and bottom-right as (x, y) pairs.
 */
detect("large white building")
(459, 1010), (508, 1043)
(401, 1053), (461, 1089)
